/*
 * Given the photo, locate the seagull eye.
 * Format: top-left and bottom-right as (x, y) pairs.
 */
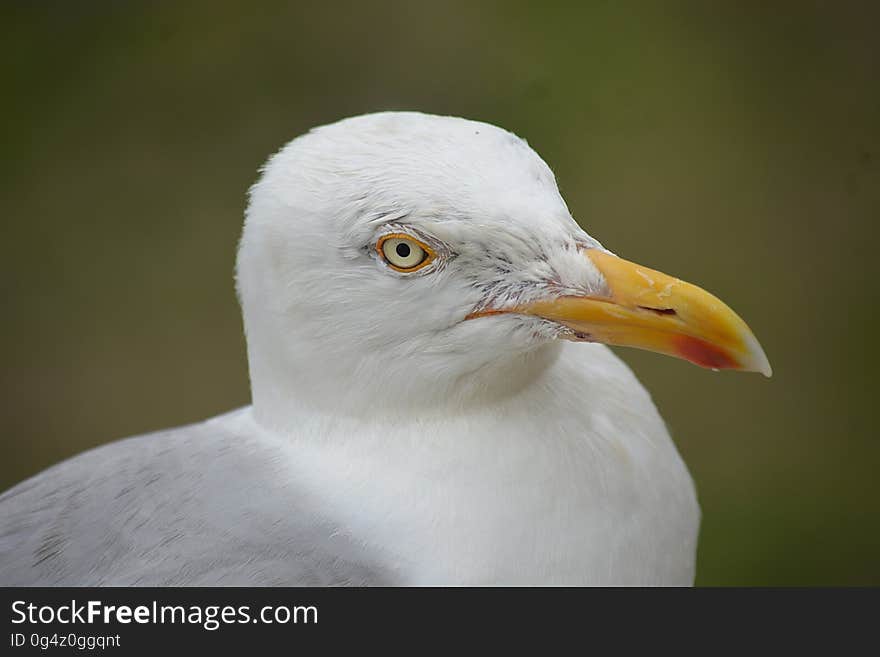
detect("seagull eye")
(377, 234), (435, 272)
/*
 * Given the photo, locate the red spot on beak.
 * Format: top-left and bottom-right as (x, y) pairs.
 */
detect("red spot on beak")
(674, 335), (738, 370)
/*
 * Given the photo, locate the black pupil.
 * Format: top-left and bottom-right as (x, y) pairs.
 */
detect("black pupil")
(395, 242), (412, 259)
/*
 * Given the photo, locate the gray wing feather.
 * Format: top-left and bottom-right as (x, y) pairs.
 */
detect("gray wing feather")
(0, 413), (393, 586)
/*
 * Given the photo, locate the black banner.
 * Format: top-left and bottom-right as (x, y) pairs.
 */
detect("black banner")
(2, 588), (876, 651)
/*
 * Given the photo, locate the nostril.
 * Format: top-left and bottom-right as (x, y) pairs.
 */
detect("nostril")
(638, 306), (677, 316)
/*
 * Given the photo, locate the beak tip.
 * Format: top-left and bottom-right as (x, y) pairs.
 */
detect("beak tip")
(744, 333), (772, 378)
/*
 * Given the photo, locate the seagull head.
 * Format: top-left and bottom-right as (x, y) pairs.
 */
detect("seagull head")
(237, 112), (770, 420)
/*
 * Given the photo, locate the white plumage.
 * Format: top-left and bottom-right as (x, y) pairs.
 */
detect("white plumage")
(2, 112), (771, 585)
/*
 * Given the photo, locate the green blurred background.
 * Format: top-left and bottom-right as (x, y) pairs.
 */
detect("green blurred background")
(2, 1), (877, 585)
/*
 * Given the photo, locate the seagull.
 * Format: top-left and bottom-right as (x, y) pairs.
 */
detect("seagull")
(0, 112), (770, 586)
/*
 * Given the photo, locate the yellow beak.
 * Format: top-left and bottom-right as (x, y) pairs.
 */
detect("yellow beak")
(499, 249), (770, 376)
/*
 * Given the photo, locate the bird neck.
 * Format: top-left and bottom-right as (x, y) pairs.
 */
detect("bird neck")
(247, 341), (564, 433)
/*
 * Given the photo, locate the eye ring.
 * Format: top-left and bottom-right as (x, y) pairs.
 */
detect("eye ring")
(376, 233), (436, 272)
